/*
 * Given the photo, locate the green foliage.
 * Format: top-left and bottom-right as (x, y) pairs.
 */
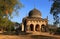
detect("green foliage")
(0, 0), (22, 31)
(0, 0), (22, 16)
(0, 16), (14, 31)
(50, 0), (60, 26)
(54, 27), (60, 35)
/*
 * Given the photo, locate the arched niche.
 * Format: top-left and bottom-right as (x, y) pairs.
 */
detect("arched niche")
(41, 24), (46, 32)
(35, 24), (40, 31)
(30, 24), (34, 31)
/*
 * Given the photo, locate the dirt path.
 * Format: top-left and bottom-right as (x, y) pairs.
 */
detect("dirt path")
(0, 32), (60, 39)
(0, 35), (32, 39)
(0, 34), (60, 39)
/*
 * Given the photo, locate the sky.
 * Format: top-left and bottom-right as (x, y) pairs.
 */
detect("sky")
(11, 0), (54, 24)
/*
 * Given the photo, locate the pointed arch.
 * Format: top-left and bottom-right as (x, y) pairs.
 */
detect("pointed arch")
(35, 24), (40, 31)
(30, 24), (34, 31)
(41, 24), (46, 32)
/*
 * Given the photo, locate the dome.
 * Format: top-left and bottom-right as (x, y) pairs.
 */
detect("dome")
(29, 8), (41, 18)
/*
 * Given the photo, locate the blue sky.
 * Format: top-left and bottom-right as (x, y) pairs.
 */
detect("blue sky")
(11, 0), (54, 24)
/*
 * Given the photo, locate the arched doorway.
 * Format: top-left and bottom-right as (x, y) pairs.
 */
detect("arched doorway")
(35, 24), (40, 31)
(41, 24), (46, 32)
(30, 24), (34, 31)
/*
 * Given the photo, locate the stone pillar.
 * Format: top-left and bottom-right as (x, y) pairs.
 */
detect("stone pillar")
(40, 25), (41, 32)
(27, 25), (30, 31)
(22, 24), (24, 31)
(34, 25), (35, 32)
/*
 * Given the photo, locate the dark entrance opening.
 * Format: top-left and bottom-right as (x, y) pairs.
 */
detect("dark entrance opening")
(35, 24), (40, 31)
(30, 24), (34, 31)
(41, 24), (46, 32)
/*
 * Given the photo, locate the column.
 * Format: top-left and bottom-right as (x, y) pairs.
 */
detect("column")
(40, 25), (41, 32)
(27, 25), (30, 31)
(34, 25), (35, 32)
(22, 24), (24, 31)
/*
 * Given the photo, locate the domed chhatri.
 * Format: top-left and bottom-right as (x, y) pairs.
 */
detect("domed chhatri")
(22, 8), (48, 33)
(29, 8), (41, 18)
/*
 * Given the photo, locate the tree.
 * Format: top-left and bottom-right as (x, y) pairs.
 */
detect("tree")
(0, 16), (14, 32)
(50, 0), (60, 26)
(0, 0), (22, 16)
(0, 0), (22, 32)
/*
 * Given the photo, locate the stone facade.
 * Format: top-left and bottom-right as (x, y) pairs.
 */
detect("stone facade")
(22, 8), (48, 33)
